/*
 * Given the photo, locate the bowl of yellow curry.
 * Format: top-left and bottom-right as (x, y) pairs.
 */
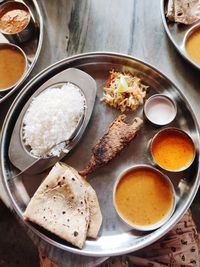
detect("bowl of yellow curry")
(113, 165), (176, 231)
(0, 43), (27, 92)
(184, 23), (200, 68)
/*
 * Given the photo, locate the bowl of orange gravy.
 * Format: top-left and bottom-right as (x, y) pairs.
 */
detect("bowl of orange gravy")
(151, 128), (196, 172)
(184, 23), (200, 67)
(0, 1), (34, 43)
(113, 165), (175, 231)
(0, 43), (27, 92)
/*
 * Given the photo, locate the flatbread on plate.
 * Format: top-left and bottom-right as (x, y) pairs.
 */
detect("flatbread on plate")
(65, 164), (102, 239)
(24, 162), (102, 249)
(166, 0), (200, 24)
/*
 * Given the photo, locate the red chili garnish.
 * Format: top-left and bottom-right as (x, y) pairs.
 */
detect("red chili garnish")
(105, 74), (113, 87)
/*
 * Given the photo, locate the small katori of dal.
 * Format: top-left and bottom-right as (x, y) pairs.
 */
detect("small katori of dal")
(22, 83), (85, 158)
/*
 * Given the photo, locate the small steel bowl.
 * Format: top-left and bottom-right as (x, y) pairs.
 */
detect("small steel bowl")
(150, 128), (196, 172)
(184, 23), (200, 68)
(0, 43), (28, 92)
(0, 1), (35, 43)
(113, 165), (176, 231)
(144, 94), (177, 126)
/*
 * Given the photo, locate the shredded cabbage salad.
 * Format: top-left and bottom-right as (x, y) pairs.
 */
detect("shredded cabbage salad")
(102, 70), (148, 112)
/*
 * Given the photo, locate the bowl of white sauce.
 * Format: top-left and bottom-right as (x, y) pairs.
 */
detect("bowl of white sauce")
(144, 94), (177, 126)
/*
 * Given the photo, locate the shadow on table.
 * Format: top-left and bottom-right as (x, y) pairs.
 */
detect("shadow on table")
(0, 200), (39, 267)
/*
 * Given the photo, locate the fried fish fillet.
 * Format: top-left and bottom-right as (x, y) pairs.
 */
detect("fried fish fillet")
(79, 115), (143, 176)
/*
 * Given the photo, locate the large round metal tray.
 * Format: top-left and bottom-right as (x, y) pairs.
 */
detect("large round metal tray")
(161, 0), (200, 71)
(0, 0), (43, 103)
(1, 52), (200, 258)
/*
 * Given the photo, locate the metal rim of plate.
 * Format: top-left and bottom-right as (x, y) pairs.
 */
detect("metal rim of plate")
(160, 0), (200, 71)
(0, 0), (44, 103)
(1, 52), (200, 258)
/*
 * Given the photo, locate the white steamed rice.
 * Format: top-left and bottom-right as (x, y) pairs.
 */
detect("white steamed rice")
(22, 83), (85, 157)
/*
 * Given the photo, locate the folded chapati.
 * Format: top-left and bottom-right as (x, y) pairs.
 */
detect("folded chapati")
(84, 183), (102, 238)
(24, 162), (102, 249)
(166, 0), (175, 21)
(66, 164), (102, 238)
(166, 0), (200, 24)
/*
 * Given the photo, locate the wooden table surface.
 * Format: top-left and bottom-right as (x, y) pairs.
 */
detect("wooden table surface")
(0, 1), (200, 266)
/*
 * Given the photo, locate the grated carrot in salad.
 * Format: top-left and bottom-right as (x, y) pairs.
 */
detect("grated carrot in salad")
(102, 70), (149, 112)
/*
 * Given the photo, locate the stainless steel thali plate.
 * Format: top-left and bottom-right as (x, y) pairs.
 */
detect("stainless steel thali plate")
(161, 0), (200, 71)
(0, 0), (43, 103)
(1, 52), (200, 257)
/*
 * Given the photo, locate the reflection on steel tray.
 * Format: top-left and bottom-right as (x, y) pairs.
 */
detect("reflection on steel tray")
(0, 0), (43, 103)
(1, 52), (200, 259)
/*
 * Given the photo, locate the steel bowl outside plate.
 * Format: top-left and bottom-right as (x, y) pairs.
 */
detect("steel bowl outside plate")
(1, 52), (200, 258)
(0, 1), (35, 43)
(0, 0), (43, 103)
(0, 42), (28, 92)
